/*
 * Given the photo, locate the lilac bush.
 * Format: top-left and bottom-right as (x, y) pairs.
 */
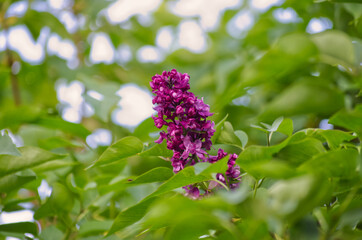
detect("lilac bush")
(150, 69), (240, 198)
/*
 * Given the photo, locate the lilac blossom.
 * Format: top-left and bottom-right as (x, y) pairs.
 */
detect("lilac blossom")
(150, 69), (241, 198)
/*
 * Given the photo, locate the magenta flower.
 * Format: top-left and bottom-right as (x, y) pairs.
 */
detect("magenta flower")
(150, 69), (241, 197)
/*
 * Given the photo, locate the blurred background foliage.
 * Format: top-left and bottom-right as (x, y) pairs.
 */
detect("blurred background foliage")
(0, 0), (361, 239)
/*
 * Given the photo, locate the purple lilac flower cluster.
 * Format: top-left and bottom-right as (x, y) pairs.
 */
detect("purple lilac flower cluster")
(150, 69), (240, 198)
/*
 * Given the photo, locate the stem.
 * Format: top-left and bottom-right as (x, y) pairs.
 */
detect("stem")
(267, 132), (271, 146)
(214, 179), (229, 191)
(223, 173), (230, 189)
(253, 177), (265, 198)
(2, 13), (21, 106)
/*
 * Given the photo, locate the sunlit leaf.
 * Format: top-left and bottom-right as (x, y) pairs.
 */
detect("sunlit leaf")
(139, 142), (173, 158)
(92, 136), (143, 167)
(127, 167), (173, 185)
(0, 133), (21, 156)
(0, 147), (66, 177)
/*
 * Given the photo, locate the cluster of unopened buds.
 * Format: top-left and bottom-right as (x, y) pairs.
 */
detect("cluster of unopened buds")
(150, 69), (241, 199)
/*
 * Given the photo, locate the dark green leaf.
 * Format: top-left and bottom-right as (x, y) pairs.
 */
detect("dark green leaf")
(0, 222), (38, 235)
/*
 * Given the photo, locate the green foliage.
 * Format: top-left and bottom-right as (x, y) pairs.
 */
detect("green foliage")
(0, 0), (361, 240)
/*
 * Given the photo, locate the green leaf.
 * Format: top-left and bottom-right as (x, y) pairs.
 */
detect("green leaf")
(200, 156), (229, 175)
(217, 121), (242, 148)
(343, 3), (362, 21)
(311, 30), (356, 73)
(277, 138), (326, 166)
(108, 197), (158, 235)
(237, 137), (291, 166)
(127, 167), (173, 185)
(92, 136), (143, 167)
(325, 0), (362, 3)
(240, 33), (317, 87)
(38, 136), (83, 150)
(79, 220), (113, 236)
(234, 130), (248, 148)
(32, 159), (77, 173)
(0, 133), (21, 156)
(0, 147), (66, 177)
(0, 222), (38, 235)
(276, 118), (294, 136)
(250, 124), (269, 133)
(139, 142), (173, 158)
(0, 170), (36, 193)
(260, 79), (344, 121)
(22, 10), (70, 40)
(34, 183), (74, 219)
(39, 226), (63, 240)
(0, 106), (41, 131)
(133, 117), (155, 141)
(298, 148), (359, 178)
(36, 117), (91, 139)
(143, 158), (229, 201)
(145, 167), (211, 200)
(268, 175), (331, 222)
(317, 129), (356, 149)
(270, 117), (284, 132)
(245, 160), (296, 179)
(329, 106), (362, 137)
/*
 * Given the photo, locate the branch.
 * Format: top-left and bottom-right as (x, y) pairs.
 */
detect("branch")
(2, 12), (21, 106)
